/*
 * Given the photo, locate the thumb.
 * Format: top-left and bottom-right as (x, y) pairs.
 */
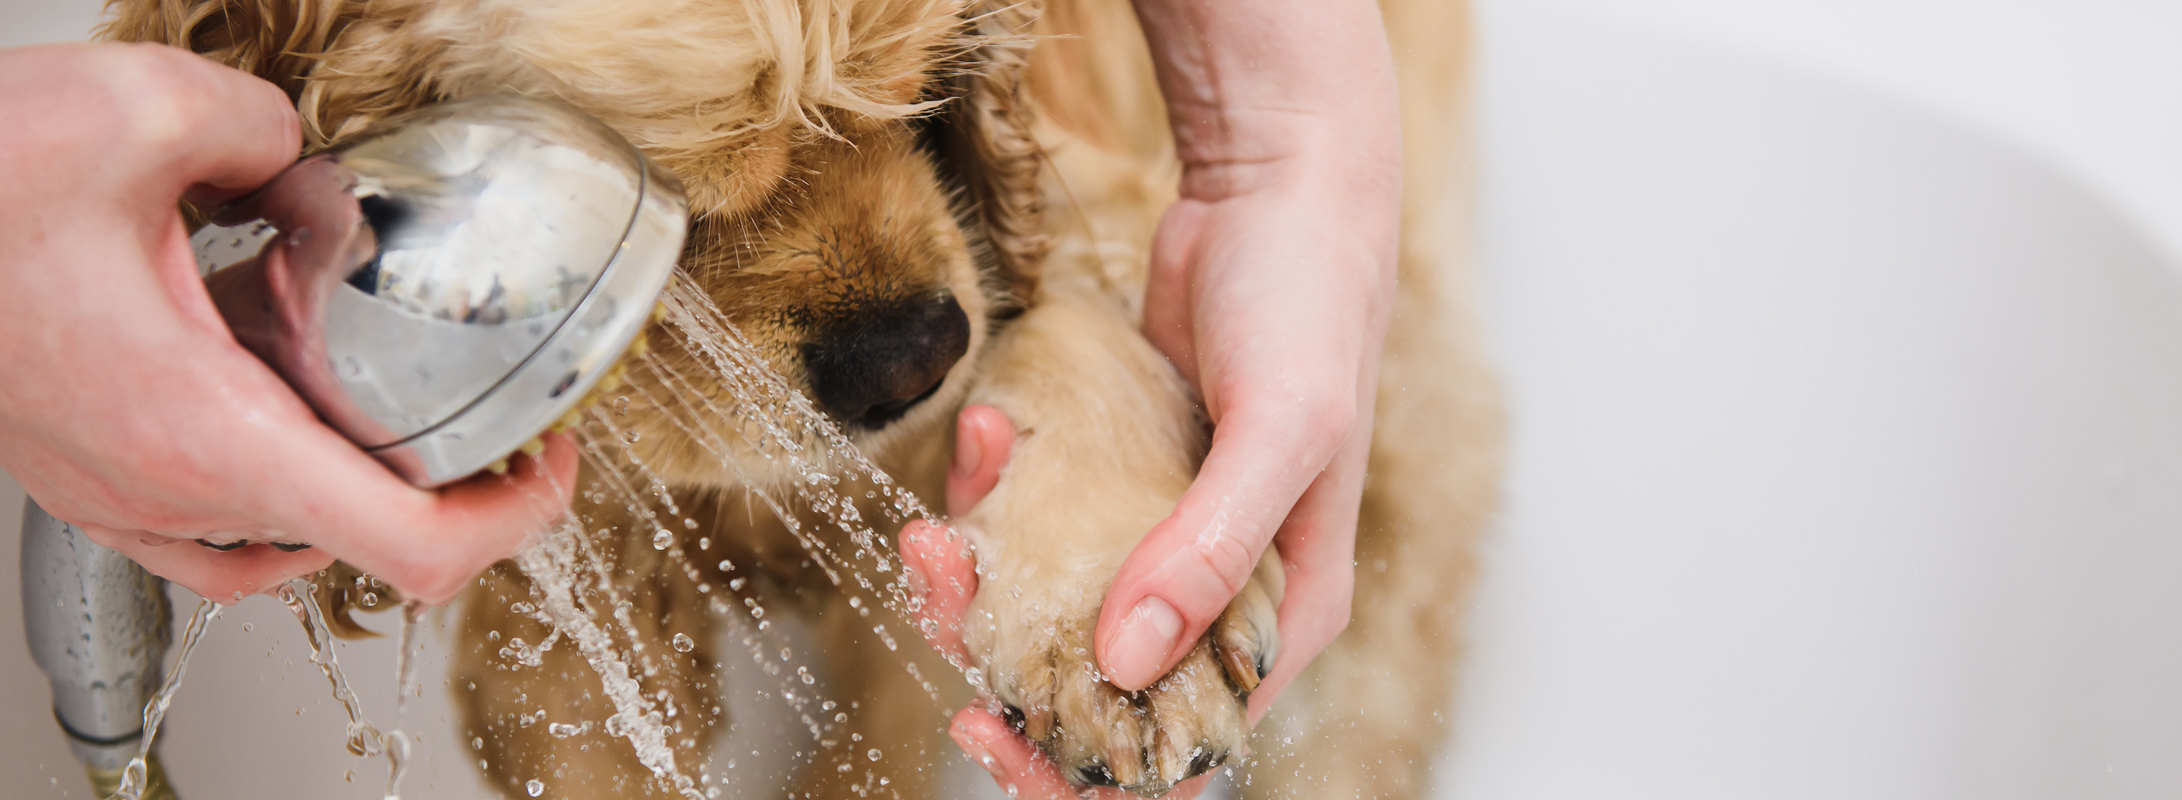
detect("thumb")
(1094, 401), (1347, 691)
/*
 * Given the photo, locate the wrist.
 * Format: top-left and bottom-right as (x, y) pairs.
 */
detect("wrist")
(1132, 0), (1401, 202)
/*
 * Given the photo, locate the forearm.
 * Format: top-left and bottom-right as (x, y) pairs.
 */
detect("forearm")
(1129, 0), (1401, 200)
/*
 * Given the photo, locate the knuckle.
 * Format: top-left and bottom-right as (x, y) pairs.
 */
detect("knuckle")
(1299, 393), (1357, 454)
(398, 560), (465, 604)
(1324, 595), (1354, 637)
(94, 46), (216, 152)
(1193, 532), (1262, 600)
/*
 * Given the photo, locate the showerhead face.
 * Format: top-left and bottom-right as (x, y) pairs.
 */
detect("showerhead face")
(192, 96), (689, 488)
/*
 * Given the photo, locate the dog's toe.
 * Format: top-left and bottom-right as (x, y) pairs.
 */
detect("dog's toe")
(1145, 643), (1246, 791)
(1212, 552), (1284, 694)
(1050, 661), (1154, 788)
(973, 558), (1283, 796)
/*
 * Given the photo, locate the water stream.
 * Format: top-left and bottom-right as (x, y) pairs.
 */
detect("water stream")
(110, 599), (222, 800)
(110, 270), (970, 798)
(275, 578), (412, 800)
(482, 273), (968, 795)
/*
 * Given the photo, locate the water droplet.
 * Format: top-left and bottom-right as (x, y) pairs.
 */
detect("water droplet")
(672, 633), (695, 653)
(867, 748), (881, 761)
(651, 528), (673, 550)
(526, 778), (544, 796)
(359, 592), (380, 608)
(242, 623), (254, 632)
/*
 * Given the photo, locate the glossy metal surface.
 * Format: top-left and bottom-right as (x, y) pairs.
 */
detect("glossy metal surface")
(20, 498), (171, 772)
(194, 96), (687, 487)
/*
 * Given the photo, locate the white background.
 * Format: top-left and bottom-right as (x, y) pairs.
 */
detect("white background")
(11, 0), (2182, 797)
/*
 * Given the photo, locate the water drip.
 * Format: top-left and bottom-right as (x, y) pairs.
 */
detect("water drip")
(110, 599), (221, 800)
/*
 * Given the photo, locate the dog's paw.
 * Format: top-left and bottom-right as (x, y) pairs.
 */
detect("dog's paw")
(977, 556), (1281, 797)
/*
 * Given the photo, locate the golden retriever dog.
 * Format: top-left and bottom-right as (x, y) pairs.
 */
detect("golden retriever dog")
(102, 0), (1498, 797)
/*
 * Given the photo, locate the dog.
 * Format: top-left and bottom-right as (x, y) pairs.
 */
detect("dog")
(104, 0), (1500, 796)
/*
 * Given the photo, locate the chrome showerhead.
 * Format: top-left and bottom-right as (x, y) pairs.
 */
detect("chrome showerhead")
(192, 95), (687, 487)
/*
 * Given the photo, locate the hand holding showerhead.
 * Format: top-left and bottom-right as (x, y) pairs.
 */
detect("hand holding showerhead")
(194, 94), (687, 489)
(1, 44), (684, 606)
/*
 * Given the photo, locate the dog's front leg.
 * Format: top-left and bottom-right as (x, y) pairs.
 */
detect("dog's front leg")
(954, 286), (1281, 797)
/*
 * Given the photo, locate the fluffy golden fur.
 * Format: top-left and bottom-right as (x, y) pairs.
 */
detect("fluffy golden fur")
(102, 0), (1499, 796)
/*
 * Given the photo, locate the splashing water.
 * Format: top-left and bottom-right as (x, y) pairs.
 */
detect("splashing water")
(473, 270), (983, 793)
(393, 602), (425, 718)
(647, 278), (949, 660)
(110, 599), (222, 800)
(513, 522), (708, 800)
(275, 579), (412, 800)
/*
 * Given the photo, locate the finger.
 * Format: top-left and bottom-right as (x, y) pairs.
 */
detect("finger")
(947, 405), (1014, 516)
(296, 433), (579, 605)
(103, 44), (301, 206)
(407, 433), (580, 603)
(1246, 420), (1371, 723)
(899, 519), (978, 662)
(81, 524), (334, 602)
(1095, 400), (1353, 692)
(949, 707), (1131, 800)
(1140, 201), (1209, 385)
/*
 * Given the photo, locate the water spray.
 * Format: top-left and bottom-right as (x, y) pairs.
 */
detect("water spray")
(21, 95), (689, 798)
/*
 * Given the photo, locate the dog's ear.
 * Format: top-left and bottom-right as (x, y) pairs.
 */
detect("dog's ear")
(99, 0), (351, 101)
(924, 1), (1048, 314)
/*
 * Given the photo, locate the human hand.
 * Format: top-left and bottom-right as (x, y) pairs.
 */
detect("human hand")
(900, 406), (1220, 800)
(0, 43), (577, 605)
(1102, 0), (1403, 713)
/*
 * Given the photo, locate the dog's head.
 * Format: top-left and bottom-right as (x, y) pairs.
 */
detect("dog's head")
(111, 0), (1046, 483)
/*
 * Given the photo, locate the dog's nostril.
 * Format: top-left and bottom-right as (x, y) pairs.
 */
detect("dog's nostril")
(801, 294), (971, 430)
(1077, 762), (1119, 788)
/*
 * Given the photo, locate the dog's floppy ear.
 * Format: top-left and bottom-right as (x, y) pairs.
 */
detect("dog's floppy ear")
(100, 0), (351, 101)
(926, 1), (1048, 314)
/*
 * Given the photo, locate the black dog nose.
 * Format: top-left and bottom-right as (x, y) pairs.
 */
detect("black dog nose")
(802, 295), (970, 429)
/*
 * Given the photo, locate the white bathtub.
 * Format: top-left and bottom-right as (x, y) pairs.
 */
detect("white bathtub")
(1448, 1), (2182, 797)
(9, 1), (2182, 797)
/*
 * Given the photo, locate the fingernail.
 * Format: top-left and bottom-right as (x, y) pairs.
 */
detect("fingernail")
(1102, 596), (1183, 691)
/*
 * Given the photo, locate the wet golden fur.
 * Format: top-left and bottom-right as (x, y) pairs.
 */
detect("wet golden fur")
(103, 0), (1499, 796)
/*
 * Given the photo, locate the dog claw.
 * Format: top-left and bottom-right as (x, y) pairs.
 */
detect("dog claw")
(1217, 639), (1262, 695)
(976, 558), (1278, 797)
(1185, 748), (1226, 779)
(1078, 762), (1118, 787)
(1211, 550), (1283, 695)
